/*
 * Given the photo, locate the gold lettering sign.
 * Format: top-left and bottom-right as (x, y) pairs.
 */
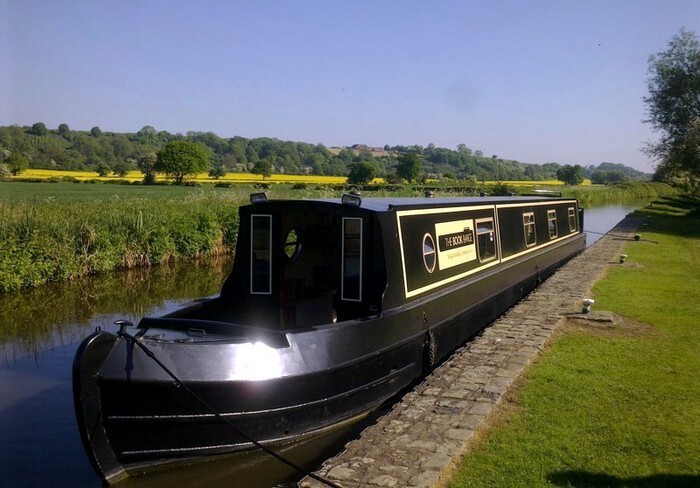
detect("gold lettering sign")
(434, 220), (477, 270)
(439, 230), (475, 251)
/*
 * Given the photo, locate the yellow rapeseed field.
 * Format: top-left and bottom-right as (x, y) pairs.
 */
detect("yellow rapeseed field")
(495, 179), (591, 186)
(14, 169), (352, 184)
(12, 169), (583, 186)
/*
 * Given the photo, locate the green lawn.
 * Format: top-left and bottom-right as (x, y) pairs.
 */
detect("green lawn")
(449, 195), (700, 487)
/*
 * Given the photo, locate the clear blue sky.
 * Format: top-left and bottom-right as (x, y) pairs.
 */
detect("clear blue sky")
(2, 0), (699, 172)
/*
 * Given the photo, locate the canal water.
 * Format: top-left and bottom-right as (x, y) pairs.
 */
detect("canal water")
(582, 201), (648, 245)
(0, 201), (645, 488)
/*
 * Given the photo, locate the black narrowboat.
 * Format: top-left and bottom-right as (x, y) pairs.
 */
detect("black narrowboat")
(73, 194), (586, 483)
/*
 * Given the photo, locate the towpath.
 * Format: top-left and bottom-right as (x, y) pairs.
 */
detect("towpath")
(300, 217), (642, 488)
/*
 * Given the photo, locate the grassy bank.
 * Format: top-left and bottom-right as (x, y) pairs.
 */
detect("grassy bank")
(560, 181), (679, 206)
(448, 195), (700, 487)
(0, 181), (680, 292)
(0, 186), (249, 291)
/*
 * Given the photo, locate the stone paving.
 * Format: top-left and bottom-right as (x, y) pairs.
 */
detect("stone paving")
(300, 217), (642, 488)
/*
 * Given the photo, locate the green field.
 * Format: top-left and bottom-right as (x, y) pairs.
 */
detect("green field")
(448, 195), (700, 487)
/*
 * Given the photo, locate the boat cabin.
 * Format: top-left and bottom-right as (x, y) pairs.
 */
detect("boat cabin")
(211, 194), (582, 331)
(218, 196), (387, 328)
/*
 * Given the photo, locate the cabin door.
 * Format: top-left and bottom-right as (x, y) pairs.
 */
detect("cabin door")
(278, 209), (339, 328)
(337, 214), (372, 322)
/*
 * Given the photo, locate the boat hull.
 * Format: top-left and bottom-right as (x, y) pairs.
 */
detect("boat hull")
(73, 330), (129, 484)
(73, 196), (587, 483)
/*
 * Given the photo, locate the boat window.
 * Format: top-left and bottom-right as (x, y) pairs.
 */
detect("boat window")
(283, 228), (302, 263)
(476, 219), (497, 262)
(250, 215), (272, 294)
(342, 217), (362, 301)
(547, 210), (558, 239)
(523, 212), (536, 247)
(568, 207), (576, 231)
(422, 233), (436, 273)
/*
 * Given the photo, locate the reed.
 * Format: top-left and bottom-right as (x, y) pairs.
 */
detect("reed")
(560, 181), (678, 205)
(0, 190), (246, 291)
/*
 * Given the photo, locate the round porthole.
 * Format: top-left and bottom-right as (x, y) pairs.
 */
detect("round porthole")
(283, 229), (302, 263)
(422, 233), (436, 273)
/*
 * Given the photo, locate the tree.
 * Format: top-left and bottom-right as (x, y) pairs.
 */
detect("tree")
(155, 140), (210, 184)
(590, 170), (629, 185)
(112, 161), (130, 177)
(337, 149), (355, 163)
(590, 171), (606, 185)
(138, 152), (158, 184)
(6, 153), (29, 175)
(28, 122), (48, 136)
(251, 160), (273, 180)
(556, 165), (584, 185)
(347, 162), (376, 185)
(134, 125), (158, 145)
(644, 28), (700, 187)
(396, 153), (423, 183)
(659, 117), (700, 188)
(58, 123), (70, 136)
(209, 165), (227, 179)
(96, 162), (111, 177)
(91, 126), (102, 137)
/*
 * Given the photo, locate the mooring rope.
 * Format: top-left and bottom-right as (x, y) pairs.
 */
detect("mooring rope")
(117, 327), (343, 488)
(585, 229), (638, 239)
(585, 229), (658, 243)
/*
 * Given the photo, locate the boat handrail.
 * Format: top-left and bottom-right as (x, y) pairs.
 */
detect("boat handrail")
(138, 317), (290, 348)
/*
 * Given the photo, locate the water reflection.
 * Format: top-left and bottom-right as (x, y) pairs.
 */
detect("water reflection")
(0, 257), (232, 365)
(0, 257), (235, 487)
(583, 200), (650, 246)
(117, 419), (365, 488)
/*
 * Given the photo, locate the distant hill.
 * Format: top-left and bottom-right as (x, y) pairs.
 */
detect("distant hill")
(0, 124), (648, 182)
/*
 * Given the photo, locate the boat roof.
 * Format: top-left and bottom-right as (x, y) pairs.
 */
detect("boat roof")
(255, 196), (574, 213)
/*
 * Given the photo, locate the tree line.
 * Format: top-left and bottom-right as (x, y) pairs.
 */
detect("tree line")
(0, 123), (649, 185)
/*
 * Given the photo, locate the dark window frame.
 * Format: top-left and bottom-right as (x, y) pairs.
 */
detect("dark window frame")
(475, 218), (497, 263)
(523, 212), (536, 247)
(568, 207), (577, 232)
(547, 209), (558, 239)
(250, 214), (272, 295)
(341, 217), (363, 302)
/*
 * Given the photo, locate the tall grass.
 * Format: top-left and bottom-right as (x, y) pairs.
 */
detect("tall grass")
(0, 191), (246, 291)
(561, 181), (678, 205)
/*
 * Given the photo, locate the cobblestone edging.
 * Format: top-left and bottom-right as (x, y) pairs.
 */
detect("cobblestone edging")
(300, 217), (642, 488)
